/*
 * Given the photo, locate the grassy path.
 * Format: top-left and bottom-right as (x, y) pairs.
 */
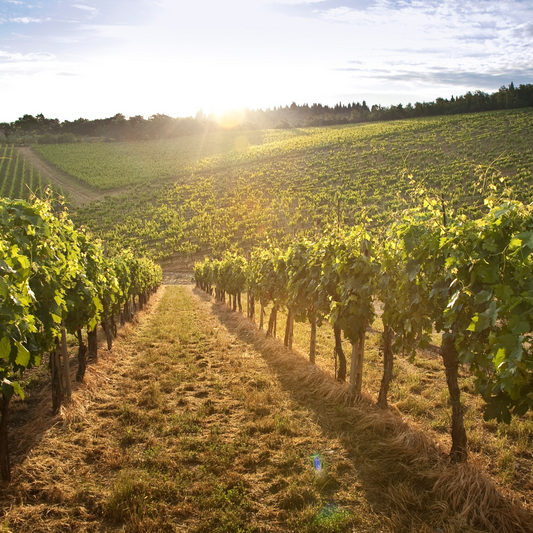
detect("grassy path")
(0, 285), (531, 532)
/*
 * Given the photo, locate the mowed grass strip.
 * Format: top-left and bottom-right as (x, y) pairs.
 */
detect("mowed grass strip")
(0, 285), (380, 532)
(1, 285), (530, 532)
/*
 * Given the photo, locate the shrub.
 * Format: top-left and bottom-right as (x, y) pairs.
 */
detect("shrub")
(37, 132), (56, 144)
(57, 132), (76, 144)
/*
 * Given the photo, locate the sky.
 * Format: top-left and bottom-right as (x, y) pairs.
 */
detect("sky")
(1, 0), (532, 122)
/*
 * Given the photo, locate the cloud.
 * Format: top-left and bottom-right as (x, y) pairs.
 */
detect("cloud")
(9, 17), (46, 23)
(270, 0), (326, 4)
(515, 21), (533, 39)
(71, 4), (100, 15)
(57, 71), (79, 76)
(76, 23), (142, 40)
(5, 0), (24, 4)
(267, 0), (373, 18)
(338, 63), (533, 91)
(0, 50), (55, 61)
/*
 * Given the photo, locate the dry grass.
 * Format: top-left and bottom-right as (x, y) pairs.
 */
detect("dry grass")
(0, 285), (532, 532)
(246, 295), (533, 492)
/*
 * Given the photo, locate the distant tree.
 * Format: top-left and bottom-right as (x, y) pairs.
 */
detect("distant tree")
(57, 133), (76, 144)
(37, 132), (56, 144)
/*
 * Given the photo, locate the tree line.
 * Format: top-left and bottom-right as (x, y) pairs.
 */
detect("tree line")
(2, 83), (532, 143)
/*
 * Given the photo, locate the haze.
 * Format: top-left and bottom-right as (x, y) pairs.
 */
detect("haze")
(1, 0), (532, 122)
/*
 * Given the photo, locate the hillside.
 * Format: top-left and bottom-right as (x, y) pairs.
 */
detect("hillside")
(61, 108), (533, 262)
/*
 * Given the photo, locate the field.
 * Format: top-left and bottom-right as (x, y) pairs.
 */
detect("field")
(0, 144), (64, 202)
(60, 108), (533, 261)
(3, 109), (533, 532)
(2, 284), (532, 532)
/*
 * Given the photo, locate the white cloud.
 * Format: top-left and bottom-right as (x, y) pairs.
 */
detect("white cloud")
(77, 23), (142, 40)
(9, 17), (45, 23)
(71, 4), (100, 14)
(0, 50), (55, 61)
(5, 0), (24, 4)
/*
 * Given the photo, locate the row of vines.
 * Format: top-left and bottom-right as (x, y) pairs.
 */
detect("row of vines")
(195, 187), (533, 464)
(75, 109), (533, 262)
(0, 196), (162, 482)
(0, 145), (63, 202)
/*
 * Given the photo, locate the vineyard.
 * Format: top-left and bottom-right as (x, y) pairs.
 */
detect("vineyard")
(1, 108), (533, 531)
(0, 145), (64, 202)
(63, 108), (533, 261)
(0, 196), (162, 484)
(1, 277), (533, 531)
(193, 185), (533, 457)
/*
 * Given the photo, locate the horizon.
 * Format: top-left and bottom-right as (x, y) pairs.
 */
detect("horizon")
(1, 0), (532, 123)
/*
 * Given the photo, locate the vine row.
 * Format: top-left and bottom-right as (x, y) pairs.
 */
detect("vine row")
(0, 196), (162, 481)
(195, 188), (533, 463)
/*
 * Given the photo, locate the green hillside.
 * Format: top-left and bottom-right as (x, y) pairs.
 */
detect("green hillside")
(64, 108), (533, 261)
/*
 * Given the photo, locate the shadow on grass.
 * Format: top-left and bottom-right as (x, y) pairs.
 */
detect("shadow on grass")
(5, 295), (158, 473)
(196, 287), (533, 533)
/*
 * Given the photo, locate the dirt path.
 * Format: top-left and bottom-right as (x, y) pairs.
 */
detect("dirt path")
(17, 147), (129, 207)
(0, 285), (530, 533)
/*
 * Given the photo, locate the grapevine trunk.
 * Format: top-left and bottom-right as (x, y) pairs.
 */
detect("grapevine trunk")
(50, 347), (63, 415)
(441, 331), (468, 462)
(309, 314), (317, 364)
(377, 325), (394, 409)
(0, 393), (10, 482)
(334, 324), (346, 381)
(76, 329), (87, 382)
(88, 327), (98, 361)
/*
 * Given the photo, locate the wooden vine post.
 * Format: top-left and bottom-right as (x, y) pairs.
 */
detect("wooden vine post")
(284, 308), (294, 350)
(309, 313), (317, 364)
(60, 325), (72, 399)
(259, 299), (265, 330)
(350, 239), (370, 394)
(0, 394), (11, 482)
(350, 334), (366, 394)
(76, 329), (87, 382)
(51, 341), (63, 415)
(249, 293), (255, 321)
(349, 342), (358, 391)
(377, 325), (394, 408)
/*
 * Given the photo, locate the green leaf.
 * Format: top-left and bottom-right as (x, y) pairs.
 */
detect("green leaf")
(474, 290), (492, 305)
(14, 341), (30, 367)
(0, 337), (11, 360)
(516, 230), (533, 249)
(493, 347), (506, 370)
(11, 381), (24, 400)
(406, 260), (418, 282)
(1, 381), (14, 400)
(0, 277), (9, 298)
(467, 315), (478, 332)
(17, 255), (30, 270)
(509, 237), (522, 249)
